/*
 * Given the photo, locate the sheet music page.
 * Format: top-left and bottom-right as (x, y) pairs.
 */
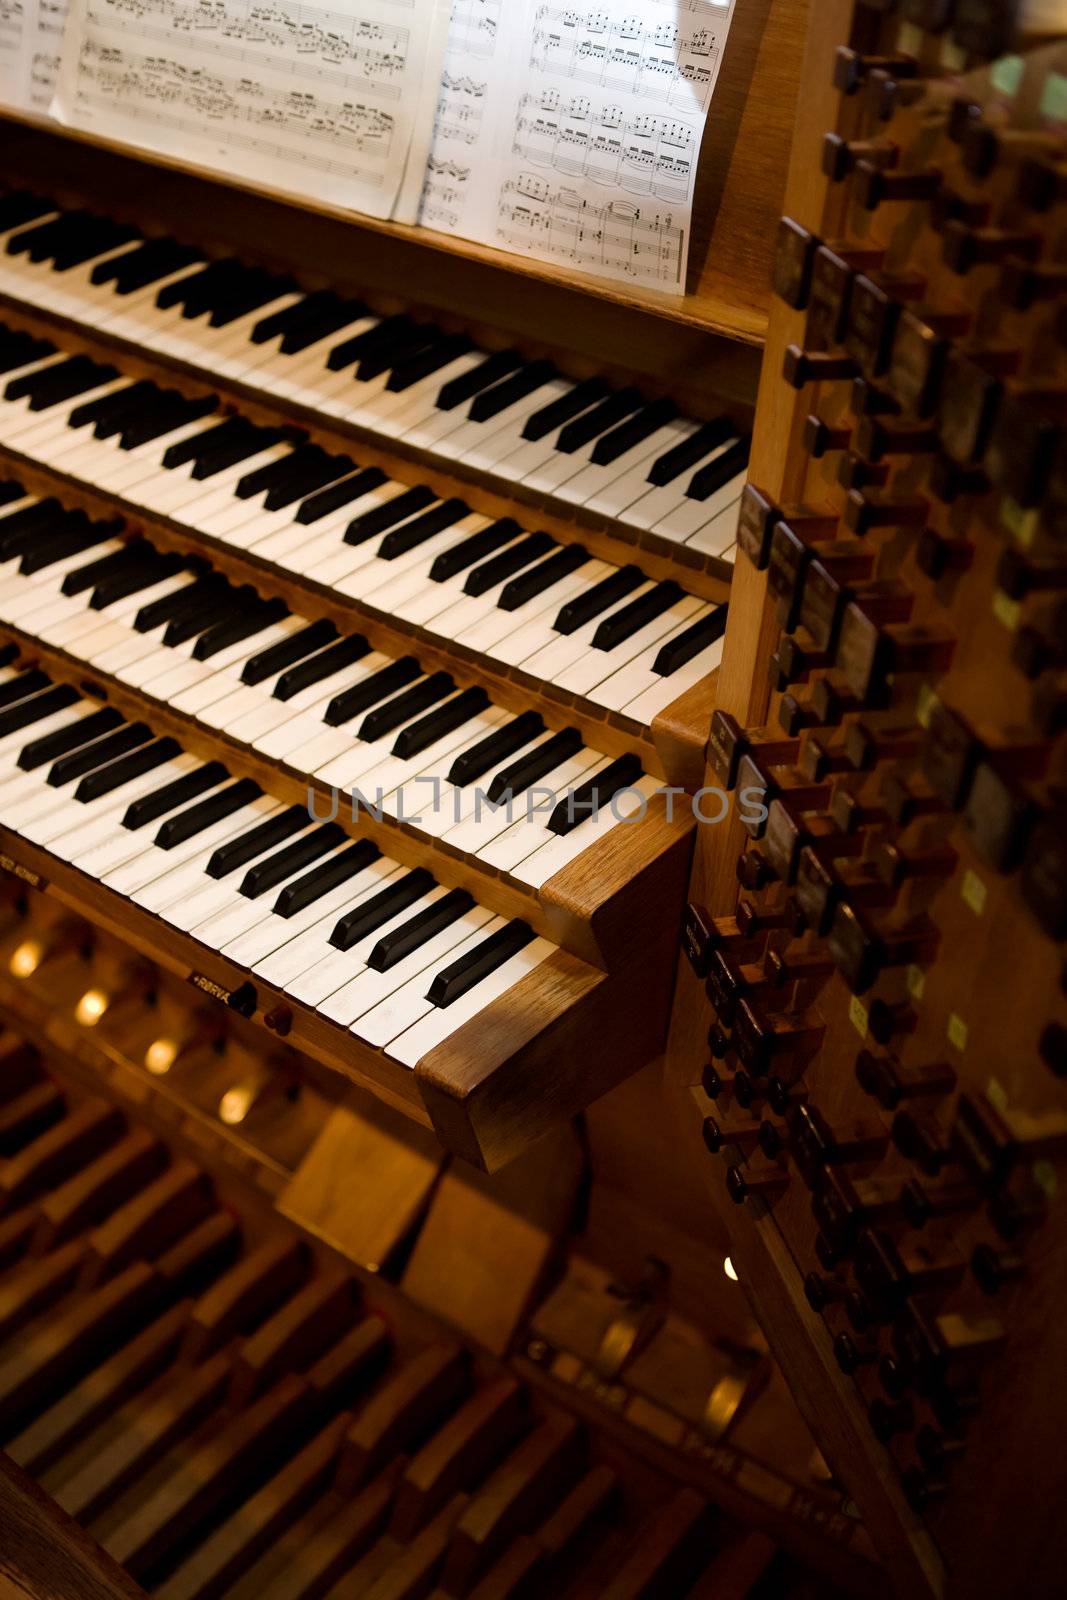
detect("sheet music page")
(418, 0), (736, 292)
(50, 0), (451, 219)
(1, 0), (68, 112)
(0, 0), (33, 108)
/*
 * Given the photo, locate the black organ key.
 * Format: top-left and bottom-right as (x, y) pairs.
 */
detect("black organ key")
(48, 722), (154, 787)
(2, 506), (94, 563)
(325, 312), (411, 374)
(251, 291), (364, 349)
(0, 480), (26, 506)
(324, 657), (421, 726)
(522, 377), (610, 442)
(591, 396), (678, 466)
(123, 761), (229, 830)
(553, 565), (644, 635)
(1, 514), (78, 568)
(206, 805), (309, 879)
(154, 258), (235, 313)
(87, 548), (181, 610)
(429, 920), (535, 1007)
(119, 391), (218, 450)
(467, 361), (556, 424)
(273, 838), (381, 917)
(0, 668), (49, 710)
(295, 466), (386, 524)
(281, 297), (370, 355)
(161, 417), (248, 470)
(378, 498), (470, 561)
(192, 423), (284, 479)
(329, 867), (436, 950)
(74, 737), (182, 803)
(447, 711), (545, 788)
(652, 605), (729, 675)
(155, 778), (263, 849)
(356, 321), (441, 383)
(193, 597), (289, 660)
(387, 332), (474, 392)
(7, 354), (117, 408)
(547, 753), (644, 835)
(367, 888), (475, 972)
(485, 727), (584, 805)
(274, 634), (370, 701)
(241, 618), (338, 685)
(17, 707), (122, 770)
(429, 517), (521, 583)
(134, 573), (218, 635)
(239, 822), (347, 900)
(91, 550), (183, 610)
(592, 581), (683, 651)
(234, 446), (313, 501)
(69, 379), (154, 433)
(646, 416), (736, 486)
(263, 450), (356, 512)
(437, 349), (523, 411)
(687, 435), (752, 499)
(19, 519), (114, 575)
(92, 238), (199, 293)
(497, 544), (588, 611)
(0, 500), (67, 556)
(0, 684), (78, 740)
(391, 687), (491, 760)
(345, 484), (436, 545)
(354, 315), (432, 375)
(161, 580), (234, 646)
(207, 268), (297, 327)
(358, 672), (455, 743)
(0, 191), (56, 235)
(9, 211), (136, 270)
(462, 532), (553, 597)
(556, 387), (645, 453)
(0, 329), (56, 375)
(4, 212), (65, 259)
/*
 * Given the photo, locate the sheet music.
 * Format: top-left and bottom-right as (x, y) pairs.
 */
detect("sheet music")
(49, 0), (451, 219)
(418, 0), (736, 292)
(1, 0), (68, 113)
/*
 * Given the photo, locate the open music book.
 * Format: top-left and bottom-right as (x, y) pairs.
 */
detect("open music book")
(2, 0), (736, 292)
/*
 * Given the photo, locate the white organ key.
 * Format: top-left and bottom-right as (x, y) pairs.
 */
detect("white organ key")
(387, 935), (554, 1068)
(338, 905), (494, 1038)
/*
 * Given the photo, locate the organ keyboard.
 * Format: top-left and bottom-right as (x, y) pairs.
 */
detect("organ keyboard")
(1, 0), (1064, 1596)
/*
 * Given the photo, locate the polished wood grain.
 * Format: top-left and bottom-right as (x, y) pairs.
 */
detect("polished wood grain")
(0, 1452), (146, 1600)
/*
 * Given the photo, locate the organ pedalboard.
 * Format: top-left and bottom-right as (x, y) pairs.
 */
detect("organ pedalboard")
(0, 0), (1064, 1598)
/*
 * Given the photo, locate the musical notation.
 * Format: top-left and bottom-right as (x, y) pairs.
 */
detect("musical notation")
(497, 174), (684, 284)
(51, 0), (447, 218)
(72, 38), (394, 163)
(80, 0), (413, 100)
(529, 3), (722, 110)
(8, 0), (733, 290)
(513, 89), (695, 201)
(0, 0), (69, 112)
(417, 0), (732, 292)
(0, 0), (27, 40)
(433, 66), (487, 144)
(447, 0), (497, 60)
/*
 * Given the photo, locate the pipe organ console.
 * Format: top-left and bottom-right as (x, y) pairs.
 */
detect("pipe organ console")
(0, 2), (1063, 1597)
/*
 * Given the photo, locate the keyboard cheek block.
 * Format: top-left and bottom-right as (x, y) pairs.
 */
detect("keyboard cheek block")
(0, 812), (687, 1173)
